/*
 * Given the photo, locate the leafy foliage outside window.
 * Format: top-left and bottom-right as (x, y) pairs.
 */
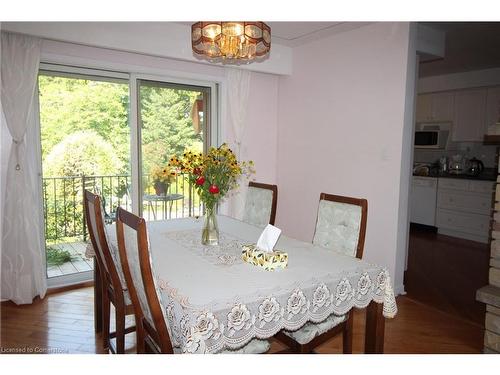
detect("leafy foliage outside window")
(39, 75), (206, 243)
(46, 246), (74, 266)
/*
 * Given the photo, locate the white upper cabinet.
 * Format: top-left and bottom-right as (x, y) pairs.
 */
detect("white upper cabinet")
(431, 92), (455, 121)
(416, 86), (499, 142)
(416, 92), (454, 122)
(416, 94), (432, 122)
(486, 87), (500, 129)
(452, 89), (487, 142)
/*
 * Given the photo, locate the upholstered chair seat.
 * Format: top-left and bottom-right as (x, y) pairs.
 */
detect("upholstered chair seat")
(284, 314), (348, 345)
(169, 339), (269, 354)
(219, 339), (270, 354)
(313, 199), (363, 257)
(242, 182), (278, 227)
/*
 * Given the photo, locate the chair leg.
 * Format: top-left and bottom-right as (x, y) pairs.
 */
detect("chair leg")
(298, 343), (313, 354)
(137, 334), (146, 354)
(102, 290), (111, 352)
(115, 304), (126, 354)
(342, 314), (354, 354)
(136, 322), (146, 354)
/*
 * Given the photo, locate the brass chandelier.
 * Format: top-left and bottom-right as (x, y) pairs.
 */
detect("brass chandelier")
(191, 22), (271, 62)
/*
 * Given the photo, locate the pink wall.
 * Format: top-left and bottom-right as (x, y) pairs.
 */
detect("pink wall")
(276, 23), (414, 291)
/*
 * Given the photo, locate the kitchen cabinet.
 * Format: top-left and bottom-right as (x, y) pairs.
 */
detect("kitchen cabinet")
(437, 189), (491, 215)
(436, 178), (494, 243)
(436, 209), (491, 240)
(486, 87), (500, 129)
(416, 94), (432, 122)
(416, 92), (454, 122)
(452, 89), (487, 142)
(431, 92), (455, 121)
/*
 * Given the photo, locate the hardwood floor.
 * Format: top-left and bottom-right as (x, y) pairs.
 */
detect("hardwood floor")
(0, 286), (483, 354)
(405, 225), (490, 324)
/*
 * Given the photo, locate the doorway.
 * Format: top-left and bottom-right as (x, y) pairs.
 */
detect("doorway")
(405, 22), (500, 324)
(38, 69), (131, 284)
(37, 66), (217, 286)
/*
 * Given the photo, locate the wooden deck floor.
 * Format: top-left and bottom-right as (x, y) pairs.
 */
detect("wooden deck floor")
(47, 241), (93, 278)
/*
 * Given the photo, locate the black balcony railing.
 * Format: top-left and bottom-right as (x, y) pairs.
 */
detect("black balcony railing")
(42, 174), (202, 243)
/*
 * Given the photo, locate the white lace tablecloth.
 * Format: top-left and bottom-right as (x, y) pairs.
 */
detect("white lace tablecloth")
(96, 215), (397, 353)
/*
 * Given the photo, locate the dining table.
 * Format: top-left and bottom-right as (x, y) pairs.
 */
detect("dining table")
(90, 215), (397, 354)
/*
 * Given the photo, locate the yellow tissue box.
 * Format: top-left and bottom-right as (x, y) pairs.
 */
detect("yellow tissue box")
(241, 244), (288, 271)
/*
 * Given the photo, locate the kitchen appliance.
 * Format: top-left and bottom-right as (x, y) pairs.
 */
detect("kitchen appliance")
(414, 122), (451, 149)
(449, 154), (465, 174)
(410, 176), (438, 226)
(467, 157), (484, 176)
(439, 156), (448, 173)
(413, 163), (430, 176)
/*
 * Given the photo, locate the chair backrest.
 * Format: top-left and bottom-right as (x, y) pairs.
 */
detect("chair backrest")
(115, 207), (173, 354)
(242, 181), (278, 227)
(312, 193), (368, 259)
(83, 190), (127, 295)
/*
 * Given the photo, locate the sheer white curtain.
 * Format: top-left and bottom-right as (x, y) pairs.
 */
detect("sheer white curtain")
(1, 32), (47, 304)
(225, 68), (251, 220)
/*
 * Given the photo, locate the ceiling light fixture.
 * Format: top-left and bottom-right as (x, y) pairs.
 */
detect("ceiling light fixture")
(191, 22), (271, 63)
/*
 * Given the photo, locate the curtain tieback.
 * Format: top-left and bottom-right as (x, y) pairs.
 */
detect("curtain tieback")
(12, 138), (23, 171)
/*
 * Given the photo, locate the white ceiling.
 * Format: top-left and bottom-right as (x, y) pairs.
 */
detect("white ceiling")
(270, 22), (373, 46)
(267, 22), (341, 45)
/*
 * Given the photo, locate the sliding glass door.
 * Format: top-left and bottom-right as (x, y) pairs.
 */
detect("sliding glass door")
(37, 66), (217, 285)
(138, 80), (211, 221)
(38, 69), (131, 283)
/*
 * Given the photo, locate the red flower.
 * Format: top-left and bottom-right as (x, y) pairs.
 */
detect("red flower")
(193, 167), (202, 176)
(209, 184), (220, 194)
(195, 176), (205, 185)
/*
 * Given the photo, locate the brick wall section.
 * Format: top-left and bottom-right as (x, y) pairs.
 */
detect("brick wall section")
(476, 152), (500, 353)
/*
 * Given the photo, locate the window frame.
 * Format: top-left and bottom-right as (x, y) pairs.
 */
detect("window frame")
(37, 63), (220, 287)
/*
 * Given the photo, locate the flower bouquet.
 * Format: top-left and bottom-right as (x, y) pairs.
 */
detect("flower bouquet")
(150, 165), (176, 196)
(169, 144), (254, 245)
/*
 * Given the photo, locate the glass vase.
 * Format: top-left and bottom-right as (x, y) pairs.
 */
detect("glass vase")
(201, 206), (219, 246)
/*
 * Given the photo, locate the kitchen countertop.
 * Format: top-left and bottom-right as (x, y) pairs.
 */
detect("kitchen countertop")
(412, 171), (497, 181)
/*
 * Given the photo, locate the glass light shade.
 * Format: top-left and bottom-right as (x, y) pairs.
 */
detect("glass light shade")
(192, 22), (271, 61)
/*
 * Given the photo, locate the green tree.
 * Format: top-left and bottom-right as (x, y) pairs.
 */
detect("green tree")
(43, 131), (122, 243)
(44, 130), (121, 177)
(38, 75), (130, 174)
(38, 75), (207, 242)
(140, 85), (203, 175)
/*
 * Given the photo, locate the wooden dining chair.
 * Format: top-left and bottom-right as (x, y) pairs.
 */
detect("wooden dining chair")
(242, 181), (278, 227)
(83, 190), (136, 354)
(116, 206), (271, 354)
(276, 193), (368, 354)
(115, 206), (174, 354)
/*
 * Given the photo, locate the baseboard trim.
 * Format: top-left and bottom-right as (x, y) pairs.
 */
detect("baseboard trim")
(437, 228), (489, 244)
(0, 280), (94, 305)
(394, 284), (406, 296)
(47, 280), (94, 295)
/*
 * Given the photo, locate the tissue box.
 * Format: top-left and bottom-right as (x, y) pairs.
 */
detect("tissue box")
(241, 244), (288, 271)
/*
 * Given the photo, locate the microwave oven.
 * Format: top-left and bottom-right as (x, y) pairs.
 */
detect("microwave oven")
(414, 122), (451, 149)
